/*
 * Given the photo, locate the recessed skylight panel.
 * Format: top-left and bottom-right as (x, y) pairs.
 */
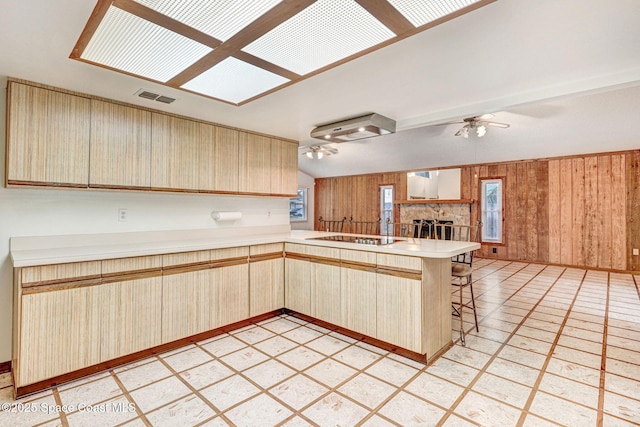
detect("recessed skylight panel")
(242, 0), (395, 75)
(133, 0), (282, 42)
(388, 0), (480, 27)
(181, 57), (289, 104)
(81, 6), (211, 82)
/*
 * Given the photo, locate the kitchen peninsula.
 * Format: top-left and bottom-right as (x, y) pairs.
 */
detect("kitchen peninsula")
(10, 227), (479, 398)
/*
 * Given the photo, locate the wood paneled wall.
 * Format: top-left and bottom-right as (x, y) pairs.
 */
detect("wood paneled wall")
(315, 172), (406, 225)
(314, 150), (640, 271)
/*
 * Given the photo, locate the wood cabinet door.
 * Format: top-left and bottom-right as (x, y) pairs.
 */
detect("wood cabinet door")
(151, 113), (203, 191)
(285, 258), (311, 315)
(239, 133), (271, 194)
(311, 262), (343, 326)
(90, 99), (152, 189)
(161, 269), (215, 343)
(250, 257), (284, 316)
(7, 82), (90, 186)
(19, 287), (100, 385)
(215, 263), (249, 327)
(213, 127), (239, 192)
(97, 277), (162, 361)
(341, 268), (377, 337)
(270, 138), (298, 196)
(376, 275), (422, 353)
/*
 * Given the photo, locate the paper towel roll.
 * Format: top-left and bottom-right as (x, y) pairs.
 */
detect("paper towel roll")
(211, 211), (242, 221)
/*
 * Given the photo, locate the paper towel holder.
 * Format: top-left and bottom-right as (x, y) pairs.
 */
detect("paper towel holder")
(211, 211), (242, 221)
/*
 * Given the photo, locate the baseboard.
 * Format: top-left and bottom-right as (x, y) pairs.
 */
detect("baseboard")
(0, 361), (11, 374)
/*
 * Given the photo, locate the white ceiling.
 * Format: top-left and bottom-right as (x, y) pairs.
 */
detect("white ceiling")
(1, 0), (639, 178)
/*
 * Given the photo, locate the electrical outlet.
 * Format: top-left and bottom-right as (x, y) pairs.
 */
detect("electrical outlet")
(492, 247), (497, 254)
(633, 248), (639, 256)
(118, 208), (128, 222)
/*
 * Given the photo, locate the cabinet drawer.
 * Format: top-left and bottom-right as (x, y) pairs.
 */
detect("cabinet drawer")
(102, 255), (162, 276)
(162, 250), (210, 268)
(211, 246), (248, 261)
(376, 254), (422, 271)
(250, 243), (283, 256)
(340, 249), (376, 265)
(21, 261), (101, 286)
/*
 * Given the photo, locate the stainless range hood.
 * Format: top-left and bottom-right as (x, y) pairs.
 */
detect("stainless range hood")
(310, 113), (396, 143)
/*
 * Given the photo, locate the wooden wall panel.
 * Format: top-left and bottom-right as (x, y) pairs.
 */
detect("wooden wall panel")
(548, 160), (561, 264)
(626, 152), (640, 271)
(313, 151), (638, 271)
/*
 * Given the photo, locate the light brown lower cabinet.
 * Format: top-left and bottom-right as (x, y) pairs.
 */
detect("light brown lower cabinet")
(341, 267), (377, 337)
(249, 244), (284, 317)
(376, 274), (422, 353)
(310, 260), (343, 327)
(285, 257), (312, 315)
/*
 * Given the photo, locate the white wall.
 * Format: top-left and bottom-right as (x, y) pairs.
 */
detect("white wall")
(0, 78), (291, 363)
(290, 171), (315, 230)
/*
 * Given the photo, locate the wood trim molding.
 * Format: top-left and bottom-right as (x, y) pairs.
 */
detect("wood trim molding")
(354, 0), (415, 35)
(340, 260), (377, 273)
(0, 361), (11, 374)
(14, 310), (284, 399)
(249, 252), (285, 263)
(307, 255), (341, 268)
(376, 266), (422, 281)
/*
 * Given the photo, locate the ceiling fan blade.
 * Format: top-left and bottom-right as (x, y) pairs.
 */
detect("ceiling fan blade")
(476, 113), (495, 120)
(484, 121), (510, 128)
(433, 120), (465, 126)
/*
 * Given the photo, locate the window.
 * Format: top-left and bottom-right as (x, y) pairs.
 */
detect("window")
(289, 188), (307, 222)
(380, 185), (394, 234)
(481, 179), (503, 243)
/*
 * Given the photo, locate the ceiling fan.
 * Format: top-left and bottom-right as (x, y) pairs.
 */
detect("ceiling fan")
(437, 114), (510, 138)
(300, 145), (338, 160)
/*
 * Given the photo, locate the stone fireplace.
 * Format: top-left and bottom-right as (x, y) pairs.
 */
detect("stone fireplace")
(399, 202), (472, 226)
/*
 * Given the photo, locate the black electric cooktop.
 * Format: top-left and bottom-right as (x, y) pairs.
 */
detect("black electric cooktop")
(309, 235), (398, 246)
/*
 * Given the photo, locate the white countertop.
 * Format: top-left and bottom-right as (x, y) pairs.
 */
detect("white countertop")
(10, 227), (480, 267)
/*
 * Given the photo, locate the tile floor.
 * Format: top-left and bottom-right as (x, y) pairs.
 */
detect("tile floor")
(1, 259), (639, 426)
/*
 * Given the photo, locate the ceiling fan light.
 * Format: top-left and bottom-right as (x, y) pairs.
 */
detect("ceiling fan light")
(306, 151), (313, 159)
(476, 124), (487, 137)
(461, 126), (469, 139)
(317, 151), (323, 159)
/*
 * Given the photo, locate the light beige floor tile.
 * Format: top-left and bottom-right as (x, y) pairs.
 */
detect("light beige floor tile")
(200, 376), (260, 412)
(329, 331), (358, 343)
(332, 345), (382, 370)
(607, 346), (640, 365)
(59, 375), (122, 407)
(225, 393), (293, 427)
(552, 346), (602, 370)
(605, 372), (640, 397)
(606, 358), (640, 381)
(529, 391), (597, 426)
(162, 346), (213, 373)
(514, 325), (558, 343)
(461, 335), (503, 355)
(303, 393), (369, 426)
(276, 346), (325, 371)
(253, 335), (298, 356)
(232, 326), (276, 345)
(355, 341), (389, 355)
(305, 335), (350, 356)
(56, 371), (111, 391)
(425, 358), (480, 387)
(472, 373), (532, 408)
(304, 359), (357, 388)
(545, 358), (601, 387)
(129, 376), (191, 413)
(159, 344), (197, 358)
(608, 326), (640, 342)
(443, 345), (493, 370)
(337, 373), (396, 410)
(269, 374), (329, 410)
(485, 357), (540, 387)
(259, 318), (300, 334)
(115, 360), (173, 391)
(220, 347), (269, 371)
(0, 393), (60, 427)
(405, 372), (464, 408)
(0, 373), (11, 390)
(606, 333), (640, 350)
(454, 391), (522, 426)
(0, 385), (52, 405)
(200, 335), (247, 358)
(562, 325), (603, 343)
(242, 359), (296, 389)
(365, 357), (419, 387)
(281, 326), (325, 344)
(441, 414), (479, 426)
(521, 414), (562, 426)
(144, 394), (216, 427)
(65, 395), (138, 427)
(538, 372), (599, 407)
(522, 317), (562, 333)
(468, 326), (512, 343)
(508, 334), (554, 355)
(386, 353), (428, 370)
(200, 416), (232, 426)
(603, 414), (640, 427)
(497, 345), (547, 370)
(120, 418), (147, 426)
(564, 318), (603, 333)
(603, 391), (640, 424)
(378, 391), (446, 426)
(180, 360), (234, 390)
(360, 414), (397, 426)
(557, 335), (602, 355)
(281, 415), (316, 426)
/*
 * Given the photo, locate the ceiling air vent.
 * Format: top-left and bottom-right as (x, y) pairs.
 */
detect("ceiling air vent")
(134, 89), (177, 104)
(310, 113), (396, 143)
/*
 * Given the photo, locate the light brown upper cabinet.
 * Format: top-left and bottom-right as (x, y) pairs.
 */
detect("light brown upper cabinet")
(90, 100), (152, 189)
(213, 127), (239, 193)
(239, 133), (271, 194)
(151, 113), (204, 191)
(271, 138), (298, 196)
(7, 82), (90, 187)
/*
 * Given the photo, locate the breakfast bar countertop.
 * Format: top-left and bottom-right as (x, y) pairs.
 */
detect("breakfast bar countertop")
(9, 227), (480, 267)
